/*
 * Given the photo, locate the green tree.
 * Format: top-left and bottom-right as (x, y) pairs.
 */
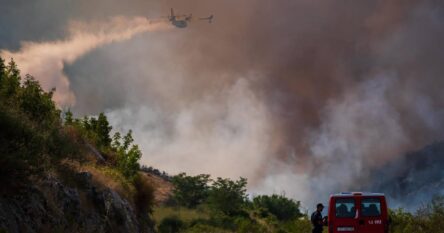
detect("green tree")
(112, 132), (122, 149)
(19, 75), (58, 124)
(252, 194), (303, 221)
(78, 113), (112, 149)
(416, 195), (444, 233)
(112, 130), (142, 179)
(389, 196), (444, 233)
(0, 59), (21, 99)
(0, 59), (79, 183)
(0, 107), (45, 182)
(95, 112), (112, 147)
(82, 116), (91, 130)
(430, 196), (444, 232)
(133, 174), (156, 230)
(122, 129), (134, 151)
(172, 173), (211, 208)
(389, 208), (416, 233)
(0, 57), (6, 84)
(207, 177), (248, 216)
(64, 109), (73, 125)
(120, 144), (142, 178)
(158, 216), (184, 233)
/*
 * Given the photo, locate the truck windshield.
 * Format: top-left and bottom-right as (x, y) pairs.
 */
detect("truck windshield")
(361, 198), (381, 217)
(335, 198), (356, 218)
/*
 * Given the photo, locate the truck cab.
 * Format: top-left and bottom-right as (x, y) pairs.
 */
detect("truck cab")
(328, 192), (389, 233)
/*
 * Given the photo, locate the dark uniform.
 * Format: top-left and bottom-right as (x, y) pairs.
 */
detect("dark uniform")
(311, 210), (323, 233)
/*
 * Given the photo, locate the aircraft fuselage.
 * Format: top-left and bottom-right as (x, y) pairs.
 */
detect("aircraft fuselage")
(172, 20), (187, 28)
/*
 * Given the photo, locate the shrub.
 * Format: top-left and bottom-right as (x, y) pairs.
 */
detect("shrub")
(207, 177), (247, 216)
(172, 173), (211, 208)
(234, 216), (266, 233)
(0, 59), (20, 99)
(252, 194), (303, 221)
(389, 209), (416, 233)
(280, 217), (312, 233)
(184, 223), (230, 233)
(389, 196), (444, 233)
(0, 107), (37, 184)
(133, 174), (156, 231)
(95, 113), (112, 148)
(158, 216), (184, 233)
(112, 130), (142, 179)
(133, 174), (155, 215)
(19, 75), (59, 125)
(0, 58), (80, 185)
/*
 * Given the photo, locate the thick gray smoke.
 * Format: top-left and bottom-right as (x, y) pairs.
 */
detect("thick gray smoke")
(1, 17), (171, 105)
(1, 0), (444, 209)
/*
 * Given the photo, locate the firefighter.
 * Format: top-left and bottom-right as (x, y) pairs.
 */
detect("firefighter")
(311, 203), (325, 233)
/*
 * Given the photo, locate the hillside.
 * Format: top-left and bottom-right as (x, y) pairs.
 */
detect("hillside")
(140, 168), (174, 205)
(0, 58), (157, 233)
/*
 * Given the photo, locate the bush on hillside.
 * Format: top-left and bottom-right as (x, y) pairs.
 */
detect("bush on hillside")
(0, 58), (79, 184)
(172, 173), (211, 208)
(207, 177), (248, 216)
(64, 110), (142, 180)
(112, 130), (142, 179)
(133, 174), (155, 215)
(158, 216), (184, 233)
(389, 195), (444, 233)
(252, 194), (303, 221)
(133, 174), (156, 231)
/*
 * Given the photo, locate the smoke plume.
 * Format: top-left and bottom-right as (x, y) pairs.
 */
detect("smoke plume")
(1, 17), (171, 106)
(107, 78), (274, 182)
(369, 141), (444, 210)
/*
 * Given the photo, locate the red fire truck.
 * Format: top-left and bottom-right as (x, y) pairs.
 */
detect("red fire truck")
(327, 192), (389, 233)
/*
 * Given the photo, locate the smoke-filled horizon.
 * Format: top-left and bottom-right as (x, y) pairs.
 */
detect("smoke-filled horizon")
(1, 0), (444, 209)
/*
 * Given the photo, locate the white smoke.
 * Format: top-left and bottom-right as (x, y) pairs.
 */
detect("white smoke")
(107, 78), (273, 182)
(0, 16), (171, 106)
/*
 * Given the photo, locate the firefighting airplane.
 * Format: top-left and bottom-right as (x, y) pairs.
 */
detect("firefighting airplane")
(166, 8), (213, 28)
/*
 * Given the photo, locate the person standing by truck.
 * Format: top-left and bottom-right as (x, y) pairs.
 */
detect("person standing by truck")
(311, 203), (325, 233)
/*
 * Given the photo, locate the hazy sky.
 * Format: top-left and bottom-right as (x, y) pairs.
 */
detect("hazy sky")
(1, 0), (444, 209)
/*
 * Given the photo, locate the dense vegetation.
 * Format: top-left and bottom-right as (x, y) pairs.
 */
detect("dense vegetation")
(156, 172), (311, 233)
(0, 57), (143, 181)
(0, 57), (154, 230)
(1, 57), (443, 233)
(157, 172), (444, 233)
(389, 196), (444, 233)
(0, 58), (72, 183)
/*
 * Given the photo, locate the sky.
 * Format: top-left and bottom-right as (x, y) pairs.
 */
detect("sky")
(1, 0), (444, 209)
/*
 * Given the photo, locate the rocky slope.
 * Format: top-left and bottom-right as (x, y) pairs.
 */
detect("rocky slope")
(0, 170), (150, 233)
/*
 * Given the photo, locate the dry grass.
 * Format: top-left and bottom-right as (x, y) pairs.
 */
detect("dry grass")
(133, 174), (156, 214)
(54, 157), (166, 222)
(142, 173), (174, 205)
(153, 206), (209, 225)
(80, 163), (135, 199)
